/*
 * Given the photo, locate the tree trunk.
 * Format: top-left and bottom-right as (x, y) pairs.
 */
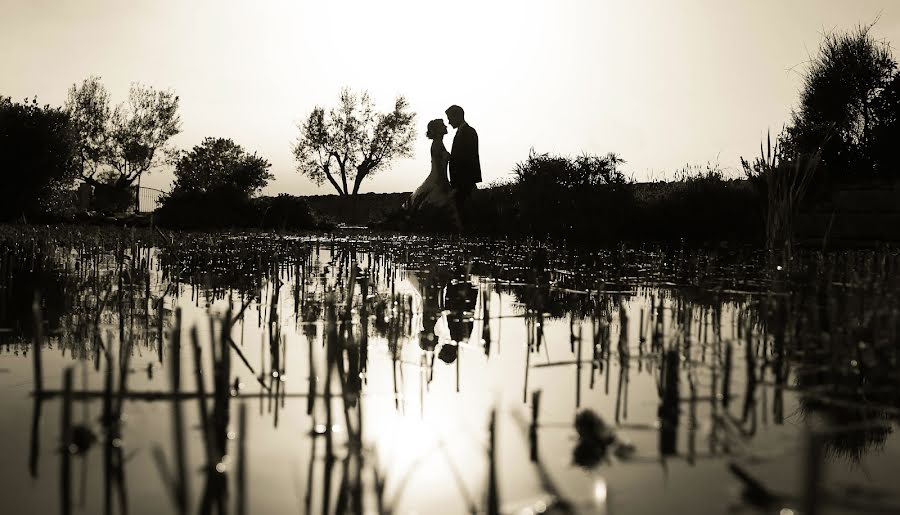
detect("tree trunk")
(81, 175), (103, 187)
(339, 162), (349, 196)
(324, 172), (344, 196)
(351, 165), (369, 195)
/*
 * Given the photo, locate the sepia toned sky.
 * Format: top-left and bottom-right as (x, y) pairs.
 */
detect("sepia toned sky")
(2, 0), (899, 194)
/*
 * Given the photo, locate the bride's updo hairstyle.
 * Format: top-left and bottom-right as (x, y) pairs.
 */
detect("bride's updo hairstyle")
(425, 119), (444, 140)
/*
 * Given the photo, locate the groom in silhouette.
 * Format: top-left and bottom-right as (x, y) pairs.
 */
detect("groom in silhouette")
(446, 105), (481, 227)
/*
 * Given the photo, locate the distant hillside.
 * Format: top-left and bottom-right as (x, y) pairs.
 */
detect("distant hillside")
(302, 181), (751, 226)
(303, 192), (410, 225)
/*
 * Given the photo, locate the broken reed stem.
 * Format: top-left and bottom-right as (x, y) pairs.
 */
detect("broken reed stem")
(32, 294), (44, 393)
(530, 390), (541, 462)
(486, 409), (500, 515)
(237, 402), (247, 515)
(190, 326), (212, 467)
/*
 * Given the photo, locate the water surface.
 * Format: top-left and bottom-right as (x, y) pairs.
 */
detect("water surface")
(1, 231), (898, 514)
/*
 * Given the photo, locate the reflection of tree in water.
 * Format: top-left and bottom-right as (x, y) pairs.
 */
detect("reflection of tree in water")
(0, 235), (174, 374)
(789, 285), (899, 461)
(1, 246), (67, 341)
(156, 235), (313, 297)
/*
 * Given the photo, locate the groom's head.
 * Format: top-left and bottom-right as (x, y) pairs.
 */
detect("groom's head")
(445, 105), (465, 129)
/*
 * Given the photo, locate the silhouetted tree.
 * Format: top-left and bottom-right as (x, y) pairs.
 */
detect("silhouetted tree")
(65, 76), (110, 183)
(870, 72), (900, 174)
(158, 138), (283, 230)
(0, 97), (78, 220)
(65, 77), (181, 189)
(293, 88), (415, 195)
(171, 137), (272, 196)
(783, 24), (899, 179)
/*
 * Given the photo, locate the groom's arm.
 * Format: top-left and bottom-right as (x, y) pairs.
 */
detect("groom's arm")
(450, 127), (480, 183)
(468, 128), (481, 182)
(459, 128), (478, 165)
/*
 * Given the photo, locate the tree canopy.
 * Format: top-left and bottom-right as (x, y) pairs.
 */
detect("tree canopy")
(172, 137), (272, 196)
(293, 88), (416, 195)
(65, 77), (181, 189)
(0, 97), (78, 220)
(784, 24), (900, 179)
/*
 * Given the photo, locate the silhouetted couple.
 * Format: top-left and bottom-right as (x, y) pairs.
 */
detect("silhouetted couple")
(406, 105), (482, 231)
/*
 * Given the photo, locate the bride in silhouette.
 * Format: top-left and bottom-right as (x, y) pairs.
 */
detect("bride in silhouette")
(403, 119), (461, 230)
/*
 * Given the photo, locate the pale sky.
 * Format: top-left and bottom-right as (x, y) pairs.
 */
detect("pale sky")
(2, 0), (899, 195)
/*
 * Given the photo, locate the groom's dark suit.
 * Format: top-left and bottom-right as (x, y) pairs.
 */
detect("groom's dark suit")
(449, 122), (481, 216)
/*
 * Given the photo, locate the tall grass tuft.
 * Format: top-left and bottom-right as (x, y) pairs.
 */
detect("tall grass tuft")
(742, 131), (823, 262)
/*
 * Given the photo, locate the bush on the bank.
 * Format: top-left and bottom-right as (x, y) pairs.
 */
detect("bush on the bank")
(0, 97), (79, 221)
(508, 150), (634, 242)
(156, 189), (257, 230)
(255, 194), (319, 230)
(155, 137), (325, 231)
(632, 174), (763, 242)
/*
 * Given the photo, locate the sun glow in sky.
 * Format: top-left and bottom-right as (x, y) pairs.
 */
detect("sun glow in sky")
(2, 0), (900, 194)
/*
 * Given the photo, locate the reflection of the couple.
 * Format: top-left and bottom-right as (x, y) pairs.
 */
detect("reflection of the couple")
(401, 265), (479, 364)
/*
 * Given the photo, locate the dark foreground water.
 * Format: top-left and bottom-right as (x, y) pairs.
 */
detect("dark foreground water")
(1, 228), (899, 514)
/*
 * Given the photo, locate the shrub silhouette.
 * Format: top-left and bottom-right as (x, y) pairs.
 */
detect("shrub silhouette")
(508, 150), (634, 242)
(254, 194), (319, 231)
(0, 97), (79, 221)
(784, 24), (900, 181)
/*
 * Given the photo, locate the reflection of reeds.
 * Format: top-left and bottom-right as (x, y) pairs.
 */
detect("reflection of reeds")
(61, 367), (73, 515)
(237, 401), (247, 515)
(530, 390), (541, 462)
(659, 349), (679, 457)
(31, 293), (44, 393)
(722, 340), (733, 409)
(29, 391), (42, 478)
(30, 295), (46, 480)
(803, 423), (823, 515)
(190, 327), (212, 466)
(170, 309), (188, 515)
(10, 228), (900, 514)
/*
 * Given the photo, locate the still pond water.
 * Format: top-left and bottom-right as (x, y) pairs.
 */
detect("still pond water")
(1, 229), (898, 514)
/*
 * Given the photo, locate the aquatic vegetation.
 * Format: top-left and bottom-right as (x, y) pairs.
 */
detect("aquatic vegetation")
(1, 226), (899, 513)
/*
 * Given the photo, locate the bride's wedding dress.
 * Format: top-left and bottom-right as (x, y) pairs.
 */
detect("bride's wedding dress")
(406, 141), (460, 229)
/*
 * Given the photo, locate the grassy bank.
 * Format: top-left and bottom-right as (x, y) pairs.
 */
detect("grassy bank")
(303, 192), (409, 226)
(302, 178), (763, 245)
